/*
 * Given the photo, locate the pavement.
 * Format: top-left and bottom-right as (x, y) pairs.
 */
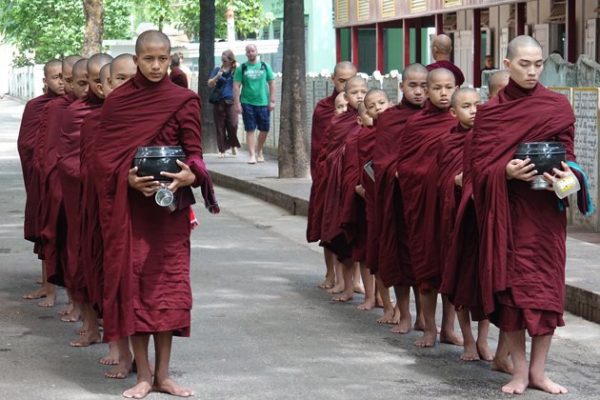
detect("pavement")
(1, 96), (600, 399)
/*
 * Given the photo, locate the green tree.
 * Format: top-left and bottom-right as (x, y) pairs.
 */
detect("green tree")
(0, 0), (131, 65)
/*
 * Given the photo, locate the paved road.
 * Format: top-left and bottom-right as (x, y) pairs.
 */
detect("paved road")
(1, 97), (599, 399)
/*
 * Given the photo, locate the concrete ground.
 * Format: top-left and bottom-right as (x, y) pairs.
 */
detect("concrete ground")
(1, 97), (600, 399)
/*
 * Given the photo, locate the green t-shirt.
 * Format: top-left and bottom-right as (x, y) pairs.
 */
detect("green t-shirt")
(233, 61), (275, 106)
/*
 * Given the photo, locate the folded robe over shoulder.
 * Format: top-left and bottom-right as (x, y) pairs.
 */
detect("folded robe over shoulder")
(57, 90), (103, 298)
(310, 91), (337, 176)
(396, 102), (457, 288)
(17, 90), (59, 244)
(37, 93), (77, 285)
(93, 71), (218, 342)
(373, 99), (422, 287)
(470, 79), (577, 326)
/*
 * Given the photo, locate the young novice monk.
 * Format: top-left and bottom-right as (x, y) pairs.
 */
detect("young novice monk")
(94, 32), (218, 398)
(437, 88), (492, 362)
(470, 35), (591, 395)
(396, 68), (462, 347)
(320, 76), (367, 302)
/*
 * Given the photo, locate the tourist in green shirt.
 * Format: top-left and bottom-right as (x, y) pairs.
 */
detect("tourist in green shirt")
(233, 44), (276, 164)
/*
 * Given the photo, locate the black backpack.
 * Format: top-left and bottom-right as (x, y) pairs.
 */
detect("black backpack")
(241, 61), (267, 80)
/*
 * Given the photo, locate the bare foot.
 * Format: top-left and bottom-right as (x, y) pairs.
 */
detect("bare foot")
(70, 332), (101, 347)
(476, 339), (494, 361)
(414, 318), (426, 331)
(153, 378), (193, 397)
(353, 284), (365, 295)
(491, 356), (514, 375)
(60, 309), (81, 322)
(327, 283), (344, 295)
(36, 277), (44, 285)
(318, 276), (335, 289)
(99, 343), (120, 365)
(105, 357), (133, 379)
(502, 376), (529, 395)
(440, 330), (464, 346)
(122, 380), (152, 398)
(376, 307), (396, 324)
(529, 376), (568, 394)
(415, 330), (437, 348)
(58, 303), (73, 316)
(460, 341), (480, 361)
(391, 316), (412, 334)
(22, 287), (46, 299)
(391, 305), (401, 324)
(357, 298), (375, 311)
(37, 294), (55, 307)
(332, 293), (353, 302)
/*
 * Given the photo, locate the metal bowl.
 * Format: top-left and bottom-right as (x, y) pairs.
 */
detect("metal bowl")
(133, 146), (185, 182)
(514, 142), (565, 190)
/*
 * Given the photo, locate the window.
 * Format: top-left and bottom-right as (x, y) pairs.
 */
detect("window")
(336, 0), (349, 24)
(381, 0), (395, 18)
(357, 0), (370, 21)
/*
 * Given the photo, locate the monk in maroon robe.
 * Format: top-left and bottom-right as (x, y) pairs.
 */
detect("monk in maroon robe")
(56, 54), (113, 348)
(309, 61), (356, 290)
(396, 68), (462, 348)
(93, 31), (218, 399)
(318, 76), (366, 302)
(35, 55), (83, 309)
(426, 34), (465, 86)
(470, 35), (587, 395)
(169, 53), (188, 88)
(373, 64), (427, 334)
(19, 59), (64, 301)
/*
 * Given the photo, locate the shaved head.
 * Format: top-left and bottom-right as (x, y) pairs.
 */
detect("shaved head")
(44, 59), (62, 77)
(110, 53), (136, 75)
(450, 87), (479, 108)
(402, 63), (428, 81)
(427, 67), (456, 85)
(431, 34), (453, 57)
(71, 58), (89, 99)
(63, 55), (83, 70)
(73, 58), (88, 77)
(135, 30), (171, 55)
(489, 70), (510, 98)
(364, 89), (387, 104)
(333, 61), (357, 76)
(87, 53), (113, 74)
(506, 35), (542, 60)
(109, 53), (137, 90)
(99, 63), (111, 84)
(344, 76), (367, 93)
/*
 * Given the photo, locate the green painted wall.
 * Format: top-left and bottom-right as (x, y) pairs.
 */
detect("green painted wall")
(384, 29), (403, 73)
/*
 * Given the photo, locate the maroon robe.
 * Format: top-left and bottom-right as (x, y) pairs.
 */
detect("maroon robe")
(437, 125), (485, 320)
(17, 90), (59, 244)
(57, 90), (103, 301)
(93, 71), (217, 342)
(396, 102), (456, 288)
(170, 66), (189, 88)
(426, 60), (465, 87)
(37, 93), (77, 285)
(373, 99), (422, 287)
(310, 91), (337, 175)
(470, 79), (577, 335)
(306, 108), (358, 243)
(357, 124), (377, 271)
(79, 107), (104, 312)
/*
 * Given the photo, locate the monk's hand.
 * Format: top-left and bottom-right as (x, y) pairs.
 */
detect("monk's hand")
(543, 161), (572, 190)
(506, 158), (537, 182)
(128, 167), (160, 197)
(455, 172), (463, 187)
(355, 184), (365, 198)
(161, 160), (195, 193)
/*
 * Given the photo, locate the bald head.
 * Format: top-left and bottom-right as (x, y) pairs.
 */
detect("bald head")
(402, 63), (428, 82)
(44, 59), (62, 77)
(43, 59), (65, 96)
(333, 61), (357, 76)
(88, 53), (113, 73)
(450, 88), (480, 128)
(488, 70), (510, 98)
(506, 35), (542, 60)
(344, 76), (367, 93)
(135, 30), (171, 55)
(109, 53), (137, 89)
(99, 63), (111, 84)
(63, 55), (83, 71)
(427, 68), (456, 86)
(71, 58), (89, 99)
(450, 87), (479, 108)
(431, 34), (453, 60)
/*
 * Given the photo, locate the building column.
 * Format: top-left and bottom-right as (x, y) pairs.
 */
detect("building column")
(351, 26), (360, 69)
(376, 23), (385, 72)
(415, 19), (422, 63)
(403, 19), (411, 67)
(566, 0), (576, 62)
(473, 9), (482, 87)
(435, 13), (444, 35)
(335, 28), (342, 63)
(516, 2), (526, 36)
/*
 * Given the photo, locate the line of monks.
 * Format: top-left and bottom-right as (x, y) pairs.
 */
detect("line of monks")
(307, 34), (592, 396)
(17, 31), (218, 399)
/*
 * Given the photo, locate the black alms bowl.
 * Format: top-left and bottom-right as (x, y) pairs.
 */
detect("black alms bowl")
(514, 142), (565, 175)
(133, 146), (185, 182)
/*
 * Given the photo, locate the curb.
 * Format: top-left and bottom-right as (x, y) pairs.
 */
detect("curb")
(209, 167), (600, 325)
